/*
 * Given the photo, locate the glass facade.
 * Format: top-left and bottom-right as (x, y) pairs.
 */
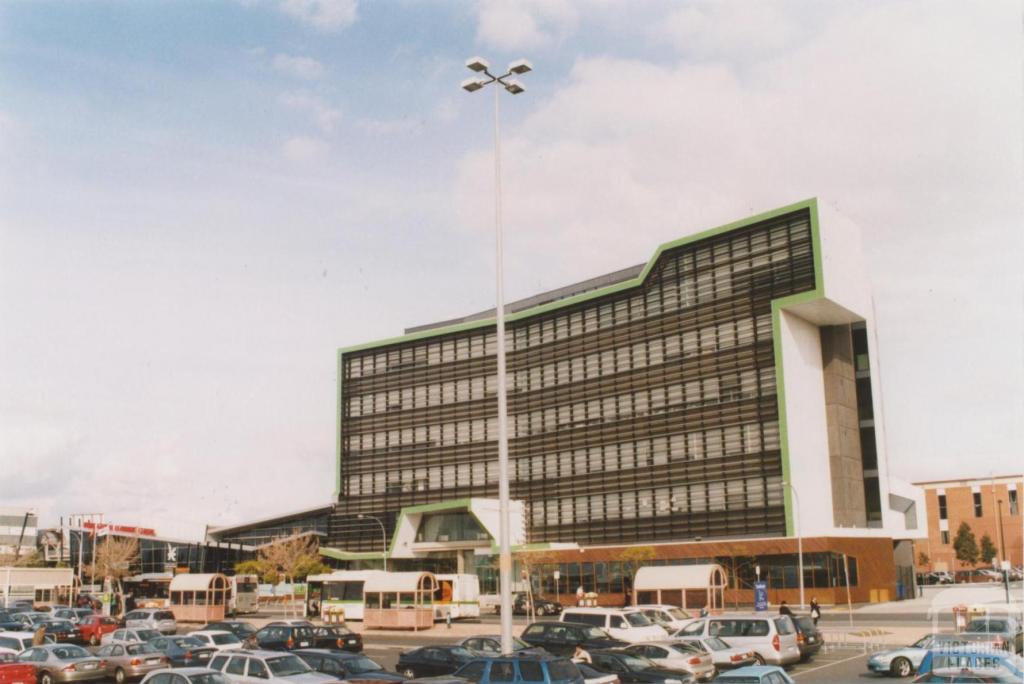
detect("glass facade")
(331, 208), (818, 551)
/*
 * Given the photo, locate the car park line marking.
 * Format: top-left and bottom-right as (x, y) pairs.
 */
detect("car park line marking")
(790, 653), (867, 678)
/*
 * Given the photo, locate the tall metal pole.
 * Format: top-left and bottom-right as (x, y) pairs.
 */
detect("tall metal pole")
(784, 482), (805, 610)
(492, 72), (515, 658)
(358, 514), (388, 571)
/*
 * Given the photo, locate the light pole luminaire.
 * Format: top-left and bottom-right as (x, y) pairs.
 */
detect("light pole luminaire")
(782, 481), (805, 610)
(462, 55), (531, 656)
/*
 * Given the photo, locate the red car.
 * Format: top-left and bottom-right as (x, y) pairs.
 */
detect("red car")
(78, 615), (119, 646)
(0, 653), (35, 684)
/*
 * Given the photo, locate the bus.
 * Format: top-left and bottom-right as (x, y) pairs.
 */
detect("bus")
(228, 574), (259, 615)
(122, 574), (172, 608)
(433, 574), (480, 620)
(305, 570), (386, 621)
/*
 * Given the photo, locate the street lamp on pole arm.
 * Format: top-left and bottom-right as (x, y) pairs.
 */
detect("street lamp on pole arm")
(461, 55), (531, 656)
(357, 514), (388, 571)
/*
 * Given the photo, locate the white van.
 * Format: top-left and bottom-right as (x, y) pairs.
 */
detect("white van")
(559, 607), (667, 643)
(674, 614), (800, 666)
(635, 604), (697, 632)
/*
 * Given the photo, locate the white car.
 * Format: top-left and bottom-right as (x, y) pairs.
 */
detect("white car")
(635, 605), (696, 632)
(209, 651), (336, 684)
(188, 631), (243, 652)
(560, 608), (668, 643)
(625, 641), (717, 682)
(102, 628), (163, 646)
(674, 615), (801, 667)
(673, 636), (757, 670)
(124, 610), (177, 635)
(0, 631), (50, 656)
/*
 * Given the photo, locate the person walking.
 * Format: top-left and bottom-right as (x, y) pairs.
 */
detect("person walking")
(809, 597), (821, 625)
(576, 585), (585, 607)
(778, 600), (794, 617)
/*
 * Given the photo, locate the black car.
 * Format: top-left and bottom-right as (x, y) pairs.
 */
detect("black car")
(310, 625), (363, 653)
(520, 622), (628, 658)
(147, 636), (217, 667)
(589, 651), (695, 684)
(38, 619), (83, 644)
(251, 624), (317, 651)
(0, 610), (23, 631)
(295, 649), (404, 682)
(506, 593), (563, 617)
(198, 621), (257, 640)
(457, 636), (546, 656)
(396, 645), (478, 679)
(791, 616), (823, 660)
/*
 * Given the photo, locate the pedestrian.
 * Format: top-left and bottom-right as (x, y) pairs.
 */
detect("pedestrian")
(576, 585), (585, 607)
(810, 597), (821, 626)
(778, 600), (793, 617)
(572, 645), (592, 664)
(623, 586), (632, 608)
(32, 625), (46, 647)
(699, 604), (709, 618)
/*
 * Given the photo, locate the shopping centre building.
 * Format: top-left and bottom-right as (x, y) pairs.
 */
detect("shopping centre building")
(222, 199), (927, 606)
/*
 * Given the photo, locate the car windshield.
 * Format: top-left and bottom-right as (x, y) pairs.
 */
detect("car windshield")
(48, 621), (74, 630)
(53, 646), (90, 659)
(619, 655), (654, 670)
(155, 612), (175, 621)
(211, 634), (240, 645)
(512, 637), (531, 650)
(667, 608), (690, 620)
(624, 612), (653, 627)
(187, 674), (232, 684)
(912, 636), (936, 648)
(137, 630), (160, 641)
(329, 626), (353, 636)
(266, 655), (312, 676)
(582, 626), (610, 640)
(171, 637), (204, 648)
(449, 647), (475, 659)
(670, 643), (703, 654)
(126, 644), (158, 655)
(703, 638), (729, 651)
(293, 627), (314, 638)
(967, 620), (1007, 632)
(345, 656), (383, 674)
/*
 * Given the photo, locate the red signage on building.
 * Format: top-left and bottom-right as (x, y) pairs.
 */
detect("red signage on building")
(82, 521), (157, 537)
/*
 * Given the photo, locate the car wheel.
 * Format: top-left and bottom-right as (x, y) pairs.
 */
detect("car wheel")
(40, 672), (54, 684)
(401, 668), (417, 679)
(115, 668), (126, 684)
(752, 654), (766, 666)
(890, 657), (913, 677)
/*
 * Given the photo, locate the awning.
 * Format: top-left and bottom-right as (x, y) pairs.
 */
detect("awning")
(634, 564), (728, 591)
(363, 571), (437, 593)
(169, 573), (228, 592)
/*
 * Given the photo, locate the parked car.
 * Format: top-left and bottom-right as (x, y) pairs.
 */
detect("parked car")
(964, 616), (1024, 654)
(11, 613), (50, 629)
(623, 642), (715, 682)
(916, 648), (1024, 680)
(197, 622), (256, 641)
(102, 629), (162, 647)
(96, 642), (169, 684)
(453, 655), (584, 684)
(506, 593), (563, 617)
(670, 637), (754, 671)
(457, 636), (545, 656)
(309, 625), (362, 653)
(294, 649), (404, 682)
(37, 620), (83, 644)
(148, 636), (217, 668)
(866, 634), (1015, 678)
(521, 622), (629, 658)
(124, 611), (177, 636)
(16, 644), (106, 684)
(250, 625), (317, 651)
(576, 662), (618, 684)
(208, 651), (335, 684)
(49, 610), (95, 626)
(634, 607), (695, 633)
(560, 609), (666, 644)
(77, 615), (119, 646)
(587, 650), (695, 684)
(0, 652), (37, 684)
(789, 616), (823, 661)
(186, 632), (243, 653)
(0, 633), (51, 656)
(396, 646), (479, 679)
(672, 616), (800, 667)
(711, 665), (795, 683)
(0, 612), (24, 632)
(140, 667), (234, 684)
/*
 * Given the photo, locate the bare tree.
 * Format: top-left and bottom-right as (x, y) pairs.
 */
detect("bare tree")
(94, 537), (139, 616)
(259, 533), (321, 617)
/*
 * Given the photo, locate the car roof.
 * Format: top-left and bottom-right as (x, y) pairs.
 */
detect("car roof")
(723, 665), (785, 675)
(295, 649), (359, 659)
(0, 631), (42, 638)
(243, 650), (296, 658)
(164, 667), (220, 674)
(190, 631), (234, 636)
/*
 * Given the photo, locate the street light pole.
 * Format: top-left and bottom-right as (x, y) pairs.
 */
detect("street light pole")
(358, 514), (388, 571)
(462, 56), (531, 656)
(782, 481), (805, 610)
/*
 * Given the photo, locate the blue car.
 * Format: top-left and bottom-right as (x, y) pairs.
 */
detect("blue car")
(710, 665), (795, 683)
(453, 655), (585, 684)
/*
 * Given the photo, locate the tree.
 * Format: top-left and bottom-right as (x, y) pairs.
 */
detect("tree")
(953, 522), (979, 568)
(258, 533), (322, 617)
(979, 535), (998, 566)
(234, 559), (278, 584)
(94, 537), (139, 616)
(0, 549), (47, 567)
(618, 546), (657, 590)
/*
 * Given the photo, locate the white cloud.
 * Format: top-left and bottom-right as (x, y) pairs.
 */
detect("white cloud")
(278, 0), (357, 31)
(272, 53), (325, 80)
(280, 91), (342, 133)
(475, 0), (578, 51)
(282, 135), (328, 162)
(660, 1), (800, 59)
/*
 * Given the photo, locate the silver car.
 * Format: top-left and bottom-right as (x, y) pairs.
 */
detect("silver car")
(674, 615), (800, 667)
(96, 642), (169, 683)
(625, 641), (717, 682)
(102, 629), (163, 646)
(140, 667), (234, 684)
(866, 633), (1005, 678)
(208, 650), (336, 684)
(124, 610), (177, 635)
(16, 644), (105, 684)
(673, 636), (757, 670)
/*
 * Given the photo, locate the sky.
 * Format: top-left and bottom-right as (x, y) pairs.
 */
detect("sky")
(1, 0), (1021, 540)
